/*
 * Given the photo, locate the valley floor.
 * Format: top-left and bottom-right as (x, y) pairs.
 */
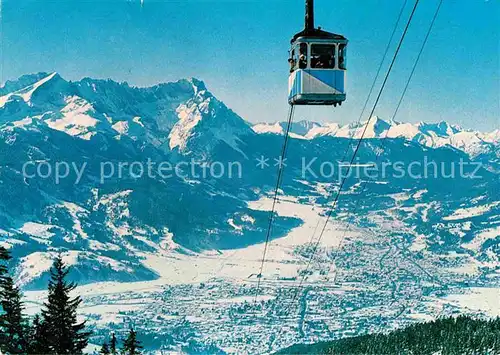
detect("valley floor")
(23, 195), (500, 353)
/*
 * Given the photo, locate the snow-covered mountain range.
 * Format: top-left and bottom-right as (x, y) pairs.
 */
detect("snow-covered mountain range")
(0, 73), (498, 352)
(253, 118), (500, 158)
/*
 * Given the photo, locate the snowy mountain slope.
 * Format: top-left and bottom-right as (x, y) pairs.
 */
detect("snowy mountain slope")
(0, 73), (53, 96)
(252, 122), (284, 135)
(0, 73), (297, 287)
(484, 129), (500, 143)
(0, 73), (498, 352)
(0, 72), (60, 107)
(252, 120), (321, 138)
(169, 79), (254, 156)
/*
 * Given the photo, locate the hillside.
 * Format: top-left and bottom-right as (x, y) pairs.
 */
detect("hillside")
(0, 72), (498, 352)
(279, 316), (500, 354)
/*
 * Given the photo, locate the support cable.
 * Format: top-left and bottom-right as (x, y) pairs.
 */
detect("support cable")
(273, 0), (444, 347)
(291, 0), (421, 307)
(254, 104), (296, 303)
(328, 0), (444, 331)
(329, 0), (443, 287)
(270, 2), (422, 347)
(306, 0), (410, 268)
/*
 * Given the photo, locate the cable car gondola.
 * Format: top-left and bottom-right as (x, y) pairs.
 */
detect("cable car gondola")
(288, 0), (348, 106)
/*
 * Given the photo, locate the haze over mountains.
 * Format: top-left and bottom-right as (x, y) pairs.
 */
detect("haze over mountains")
(0, 73), (498, 352)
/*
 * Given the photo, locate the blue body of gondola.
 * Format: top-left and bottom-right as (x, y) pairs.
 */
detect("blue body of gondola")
(288, 37), (347, 106)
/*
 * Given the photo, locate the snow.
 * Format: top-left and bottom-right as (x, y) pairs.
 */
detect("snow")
(412, 189), (428, 199)
(409, 233), (427, 252)
(95, 190), (133, 208)
(386, 122), (422, 140)
(111, 117), (145, 138)
(227, 218), (243, 232)
(303, 116), (390, 140)
(252, 122), (283, 135)
(408, 313), (435, 322)
(0, 73), (58, 108)
(132, 116), (144, 127)
(241, 214), (255, 224)
(94, 190), (133, 239)
(443, 202), (499, 221)
(448, 262), (479, 275)
(112, 120), (129, 135)
(88, 240), (121, 251)
(169, 94), (249, 156)
(20, 195), (348, 300)
(289, 132), (307, 140)
(462, 227), (500, 251)
(95, 255), (133, 273)
(1, 72), (498, 350)
(158, 228), (179, 251)
(296, 180), (336, 199)
(14, 188), (497, 351)
(483, 129), (500, 143)
(251, 121), (314, 138)
(20, 222), (56, 239)
(85, 344), (101, 353)
(45, 96), (99, 140)
(144, 195), (335, 284)
(0, 228), (14, 237)
(444, 288), (500, 317)
(16, 251), (80, 286)
(59, 201), (90, 240)
(254, 117), (499, 158)
(437, 131), (490, 156)
(169, 100), (206, 150)
(11, 117), (34, 129)
(83, 304), (144, 325)
(0, 239), (26, 249)
(305, 123), (341, 139)
(18, 72), (58, 103)
(103, 113), (113, 124)
(388, 192), (411, 203)
(0, 93), (13, 108)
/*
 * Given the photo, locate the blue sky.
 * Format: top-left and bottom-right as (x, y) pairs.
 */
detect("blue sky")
(1, 0), (499, 131)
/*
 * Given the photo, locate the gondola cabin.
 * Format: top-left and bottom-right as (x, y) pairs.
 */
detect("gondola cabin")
(288, 0), (348, 106)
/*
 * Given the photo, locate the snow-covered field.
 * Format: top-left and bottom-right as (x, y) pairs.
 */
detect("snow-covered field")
(25, 195), (344, 299)
(445, 287), (500, 317)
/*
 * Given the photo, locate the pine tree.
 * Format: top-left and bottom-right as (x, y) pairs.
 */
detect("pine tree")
(122, 328), (142, 355)
(0, 246), (9, 277)
(110, 332), (118, 355)
(41, 256), (91, 354)
(0, 275), (29, 353)
(0, 247), (29, 354)
(28, 314), (51, 354)
(100, 341), (110, 354)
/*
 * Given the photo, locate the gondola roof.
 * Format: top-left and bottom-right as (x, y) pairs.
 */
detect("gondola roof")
(291, 28), (347, 43)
